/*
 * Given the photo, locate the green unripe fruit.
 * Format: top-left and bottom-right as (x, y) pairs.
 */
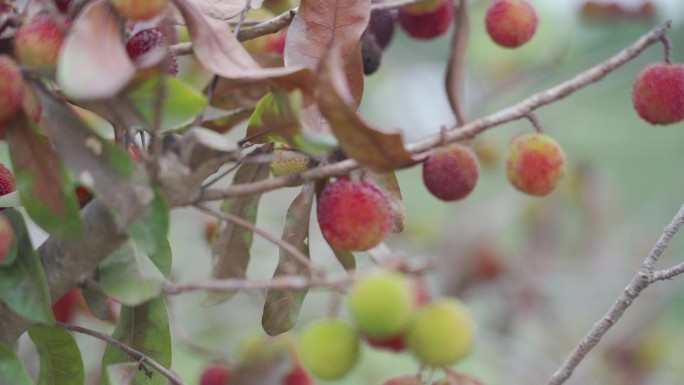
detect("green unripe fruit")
(270, 147), (310, 177)
(299, 319), (360, 380)
(349, 271), (415, 338)
(406, 299), (475, 367)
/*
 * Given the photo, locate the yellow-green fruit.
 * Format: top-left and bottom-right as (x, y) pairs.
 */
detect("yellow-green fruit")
(506, 133), (566, 196)
(406, 299), (475, 367)
(299, 319), (360, 380)
(270, 149), (310, 177)
(348, 271), (415, 338)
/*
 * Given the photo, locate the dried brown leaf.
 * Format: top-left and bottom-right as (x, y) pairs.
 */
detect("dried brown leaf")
(366, 171), (405, 233)
(317, 46), (421, 172)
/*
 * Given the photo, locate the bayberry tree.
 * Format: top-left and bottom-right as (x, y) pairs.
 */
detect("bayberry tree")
(0, 0), (683, 385)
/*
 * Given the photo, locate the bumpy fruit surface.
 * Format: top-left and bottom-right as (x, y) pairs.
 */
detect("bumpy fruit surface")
(406, 299), (476, 367)
(422, 144), (479, 201)
(270, 147), (309, 177)
(0, 216), (14, 264)
(631, 63), (684, 125)
(126, 28), (178, 76)
(0, 164), (15, 197)
(485, 0), (538, 48)
(0, 56), (26, 128)
(14, 14), (65, 69)
(349, 271), (415, 338)
(111, 0), (169, 21)
(506, 133), (566, 196)
(199, 363), (232, 385)
(383, 375), (422, 385)
(52, 288), (81, 323)
(299, 319), (360, 380)
(316, 178), (393, 252)
(398, 0), (454, 40)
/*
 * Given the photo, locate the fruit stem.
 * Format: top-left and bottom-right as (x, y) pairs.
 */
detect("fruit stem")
(660, 35), (672, 64)
(525, 113), (544, 133)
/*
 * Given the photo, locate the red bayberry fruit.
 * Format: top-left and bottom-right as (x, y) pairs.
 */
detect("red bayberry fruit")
(0, 215), (14, 264)
(55, 0), (72, 13)
(367, 5), (395, 50)
(200, 362), (232, 385)
(0, 164), (15, 197)
(0, 56), (26, 129)
(111, 0), (169, 21)
(125, 28), (178, 76)
(52, 288), (81, 323)
(506, 133), (567, 196)
(365, 334), (407, 352)
(422, 144), (479, 201)
(485, 0), (538, 48)
(284, 363), (315, 385)
(631, 63), (684, 125)
(398, 0), (455, 40)
(317, 178), (393, 252)
(14, 14), (65, 69)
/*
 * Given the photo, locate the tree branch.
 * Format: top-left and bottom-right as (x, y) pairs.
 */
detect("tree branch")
(198, 20), (673, 202)
(55, 323), (186, 385)
(546, 203), (684, 385)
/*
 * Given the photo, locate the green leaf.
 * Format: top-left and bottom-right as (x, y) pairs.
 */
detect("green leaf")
(209, 145), (273, 304)
(126, 188), (169, 256)
(262, 183), (314, 336)
(0, 209), (53, 323)
(28, 325), (85, 385)
(0, 211), (19, 267)
(332, 247), (356, 272)
(128, 76), (208, 131)
(0, 343), (33, 385)
(81, 269), (111, 321)
(98, 241), (165, 306)
(246, 89), (302, 145)
(100, 297), (172, 385)
(7, 114), (83, 240)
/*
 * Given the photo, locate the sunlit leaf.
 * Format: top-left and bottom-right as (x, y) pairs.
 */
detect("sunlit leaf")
(127, 77), (208, 131)
(28, 325), (85, 385)
(317, 46), (422, 172)
(98, 241), (166, 306)
(210, 145), (273, 304)
(246, 88), (302, 146)
(7, 115), (83, 240)
(100, 297), (172, 385)
(262, 183), (314, 336)
(0, 343), (33, 385)
(0, 209), (53, 323)
(57, 0), (135, 100)
(366, 171), (405, 233)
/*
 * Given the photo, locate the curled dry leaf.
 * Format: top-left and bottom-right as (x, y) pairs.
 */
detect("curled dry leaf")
(317, 46), (421, 172)
(366, 171), (405, 233)
(57, 0), (136, 100)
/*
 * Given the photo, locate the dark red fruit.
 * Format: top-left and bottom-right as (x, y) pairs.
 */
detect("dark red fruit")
(0, 164), (15, 197)
(0, 56), (26, 129)
(366, 5), (395, 50)
(422, 144), (479, 201)
(200, 363), (232, 385)
(125, 28), (178, 76)
(55, 0), (72, 13)
(365, 334), (406, 352)
(398, 0), (454, 40)
(284, 363), (315, 385)
(631, 63), (684, 125)
(52, 288), (81, 323)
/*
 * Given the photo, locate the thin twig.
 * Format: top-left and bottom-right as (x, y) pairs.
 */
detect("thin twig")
(55, 323), (186, 385)
(194, 203), (324, 275)
(660, 36), (673, 64)
(546, 203), (684, 385)
(197, 21), (673, 203)
(526, 113), (544, 133)
(652, 261), (684, 282)
(445, 0), (470, 127)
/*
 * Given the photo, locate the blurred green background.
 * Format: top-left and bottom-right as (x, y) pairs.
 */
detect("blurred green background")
(8, 0), (684, 384)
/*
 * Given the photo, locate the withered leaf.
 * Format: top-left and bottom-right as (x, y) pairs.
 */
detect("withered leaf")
(317, 46), (421, 172)
(366, 171), (405, 233)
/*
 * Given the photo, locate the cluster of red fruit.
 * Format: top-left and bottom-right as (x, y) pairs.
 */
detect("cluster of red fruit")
(296, 271), (475, 381)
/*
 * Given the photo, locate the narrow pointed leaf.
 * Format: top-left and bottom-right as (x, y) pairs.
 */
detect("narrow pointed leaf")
(0, 343), (33, 385)
(332, 248), (356, 272)
(33, 84), (153, 225)
(245, 89), (303, 146)
(318, 46), (422, 172)
(57, 0), (135, 99)
(28, 325), (85, 385)
(98, 241), (165, 306)
(210, 145), (273, 304)
(100, 297), (172, 385)
(0, 209), (53, 323)
(366, 171), (405, 233)
(262, 183), (315, 335)
(7, 115), (83, 240)
(127, 77), (208, 131)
